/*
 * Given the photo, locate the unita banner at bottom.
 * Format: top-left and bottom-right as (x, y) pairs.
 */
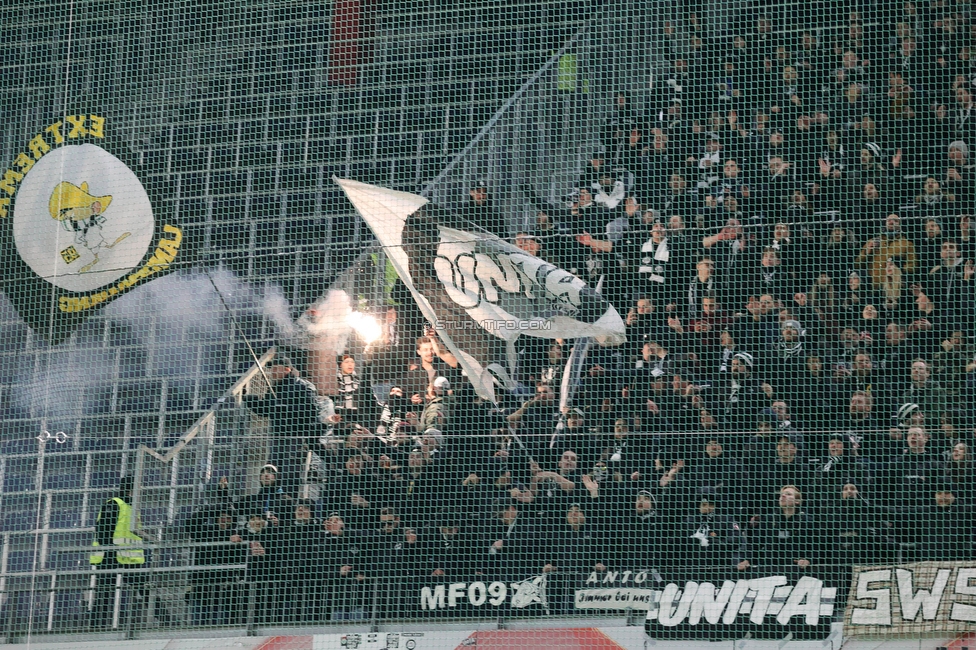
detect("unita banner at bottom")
(641, 575), (837, 640)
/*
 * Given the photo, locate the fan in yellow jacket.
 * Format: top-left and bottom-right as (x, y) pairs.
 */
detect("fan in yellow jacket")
(856, 214), (917, 289)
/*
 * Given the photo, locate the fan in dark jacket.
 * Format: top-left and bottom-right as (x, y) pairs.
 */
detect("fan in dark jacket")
(280, 500), (324, 623)
(483, 500), (545, 582)
(317, 512), (368, 620)
(811, 435), (872, 506)
(605, 488), (666, 572)
(185, 505), (244, 626)
(738, 485), (818, 582)
(426, 511), (483, 583)
(242, 362), (329, 496)
(235, 511), (284, 625)
(542, 504), (607, 614)
(820, 483), (885, 587)
(889, 487), (974, 564)
(676, 437), (744, 512)
(671, 494), (746, 584)
(235, 464), (291, 530)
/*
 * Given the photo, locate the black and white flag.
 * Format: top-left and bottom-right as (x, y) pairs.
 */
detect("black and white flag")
(335, 178), (625, 403)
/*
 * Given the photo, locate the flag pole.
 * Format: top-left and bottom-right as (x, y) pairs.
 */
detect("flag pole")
(204, 269), (277, 399)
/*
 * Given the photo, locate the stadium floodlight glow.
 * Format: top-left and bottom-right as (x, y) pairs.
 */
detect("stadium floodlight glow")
(346, 311), (381, 343)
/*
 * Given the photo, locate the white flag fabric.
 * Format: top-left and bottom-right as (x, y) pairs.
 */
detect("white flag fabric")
(510, 574), (549, 610)
(335, 178), (626, 403)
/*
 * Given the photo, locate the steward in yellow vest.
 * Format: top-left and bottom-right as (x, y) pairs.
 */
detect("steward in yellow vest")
(90, 476), (145, 566)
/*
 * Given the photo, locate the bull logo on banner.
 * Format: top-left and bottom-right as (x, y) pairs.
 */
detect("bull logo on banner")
(0, 114), (182, 342)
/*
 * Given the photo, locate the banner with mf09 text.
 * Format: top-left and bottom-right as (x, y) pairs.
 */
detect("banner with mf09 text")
(846, 562), (976, 636)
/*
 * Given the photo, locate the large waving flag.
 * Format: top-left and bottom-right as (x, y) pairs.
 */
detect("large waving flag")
(334, 178), (625, 403)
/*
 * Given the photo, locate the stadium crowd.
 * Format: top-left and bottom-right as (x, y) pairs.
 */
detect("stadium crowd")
(176, 4), (976, 625)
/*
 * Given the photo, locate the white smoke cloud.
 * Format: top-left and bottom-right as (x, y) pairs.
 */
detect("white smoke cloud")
(12, 266), (298, 422)
(292, 288), (353, 352)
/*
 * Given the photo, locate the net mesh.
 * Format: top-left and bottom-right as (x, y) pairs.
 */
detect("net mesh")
(0, 0), (975, 645)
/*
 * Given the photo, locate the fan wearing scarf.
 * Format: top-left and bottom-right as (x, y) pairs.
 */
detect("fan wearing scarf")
(637, 219), (672, 301)
(334, 354), (375, 423)
(770, 319), (806, 381)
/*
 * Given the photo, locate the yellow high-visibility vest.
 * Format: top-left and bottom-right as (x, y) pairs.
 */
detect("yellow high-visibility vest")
(90, 497), (145, 565)
(557, 53), (578, 92)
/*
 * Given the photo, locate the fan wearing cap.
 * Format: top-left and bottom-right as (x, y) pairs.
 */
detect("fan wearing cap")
(847, 139), (890, 189)
(617, 125), (650, 194)
(556, 407), (604, 471)
(542, 503), (607, 614)
(605, 487), (665, 572)
(280, 499), (323, 623)
(461, 179), (506, 237)
(426, 510), (481, 584)
(710, 351), (774, 432)
(419, 375), (452, 433)
(88, 476), (149, 628)
(234, 506), (284, 625)
(485, 499), (544, 582)
(319, 511), (367, 587)
(362, 507), (426, 587)
(242, 357), (329, 498)
(602, 91), (638, 153)
(855, 214), (917, 290)
(235, 464), (290, 528)
(578, 150), (609, 188)
(671, 493), (746, 584)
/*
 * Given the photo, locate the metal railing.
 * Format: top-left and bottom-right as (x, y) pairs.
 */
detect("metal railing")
(130, 346), (278, 532)
(0, 551), (857, 642)
(0, 558), (636, 640)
